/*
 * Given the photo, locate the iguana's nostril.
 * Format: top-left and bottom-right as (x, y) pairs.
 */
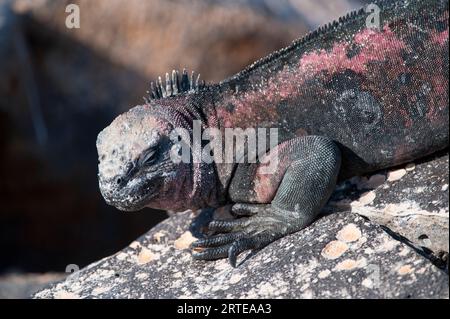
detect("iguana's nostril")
(116, 177), (122, 185)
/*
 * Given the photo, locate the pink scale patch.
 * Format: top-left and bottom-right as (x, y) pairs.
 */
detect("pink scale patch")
(298, 26), (407, 78)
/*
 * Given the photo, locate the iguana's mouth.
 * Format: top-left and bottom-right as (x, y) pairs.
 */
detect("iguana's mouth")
(114, 191), (158, 212)
(99, 175), (162, 212)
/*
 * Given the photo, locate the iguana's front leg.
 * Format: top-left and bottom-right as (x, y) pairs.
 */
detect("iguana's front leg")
(192, 135), (342, 267)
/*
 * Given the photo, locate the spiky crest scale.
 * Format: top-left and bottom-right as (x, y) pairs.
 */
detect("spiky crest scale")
(144, 68), (206, 102)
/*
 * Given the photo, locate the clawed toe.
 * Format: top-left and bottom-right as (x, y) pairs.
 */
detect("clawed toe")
(191, 244), (232, 260)
(207, 218), (250, 233)
(191, 232), (244, 248)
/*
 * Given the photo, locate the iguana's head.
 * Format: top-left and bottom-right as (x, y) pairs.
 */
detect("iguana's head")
(96, 104), (189, 212)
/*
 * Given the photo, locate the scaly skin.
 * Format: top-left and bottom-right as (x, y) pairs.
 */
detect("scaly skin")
(96, 0), (449, 267)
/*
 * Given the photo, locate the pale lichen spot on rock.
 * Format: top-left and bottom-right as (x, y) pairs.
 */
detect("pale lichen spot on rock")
(129, 241), (141, 249)
(174, 231), (197, 249)
(92, 286), (111, 296)
(94, 269), (115, 280)
(397, 265), (413, 275)
(153, 231), (167, 243)
(137, 247), (158, 265)
(336, 223), (362, 243)
(258, 282), (281, 297)
(215, 259), (231, 271)
(354, 191), (376, 206)
(321, 240), (348, 259)
(334, 258), (366, 271)
(301, 289), (314, 299)
(387, 168), (407, 182)
(398, 247), (410, 256)
(318, 269), (331, 279)
(53, 290), (80, 299)
(300, 283), (309, 291)
(229, 273), (244, 284)
(135, 273), (149, 280)
(416, 267), (427, 274)
(361, 278), (373, 289)
(376, 238), (399, 252)
(115, 252), (128, 261)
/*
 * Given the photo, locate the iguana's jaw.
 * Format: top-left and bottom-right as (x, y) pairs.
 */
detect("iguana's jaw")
(98, 170), (164, 211)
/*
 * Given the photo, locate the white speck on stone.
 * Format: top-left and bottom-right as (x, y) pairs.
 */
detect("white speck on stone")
(95, 269), (115, 280)
(318, 269), (331, 279)
(135, 273), (149, 280)
(229, 273), (244, 284)
(399, 247), (410, 256)
(301, 289), (313, 299)
(362, 278), (373, 289)
(115, 252), (128, 261)
(92, 286), (111, 296)
(300, 283), (309, 291)
(53, 290), (80, 299)
(153, 231), (167, 243)
(129, 241), (141, 249)
(442, 184), (448, 191)
(376, 238), (398, 252)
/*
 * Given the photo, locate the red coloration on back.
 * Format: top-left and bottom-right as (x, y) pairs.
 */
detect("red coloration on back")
(300, 26), (406, 76)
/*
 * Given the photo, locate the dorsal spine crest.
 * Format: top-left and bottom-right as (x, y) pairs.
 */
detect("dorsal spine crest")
(144, 68), (205, 102)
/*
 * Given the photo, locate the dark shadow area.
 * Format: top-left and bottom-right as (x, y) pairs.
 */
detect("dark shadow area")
(0, 13), (168, 273)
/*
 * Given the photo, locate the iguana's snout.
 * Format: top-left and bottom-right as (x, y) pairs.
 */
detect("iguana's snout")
(96, 105), (180, 211)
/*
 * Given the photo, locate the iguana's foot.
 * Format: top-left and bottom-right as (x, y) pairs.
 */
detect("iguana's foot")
(191, 204), (293, 267)
(192, 136), (342, 267)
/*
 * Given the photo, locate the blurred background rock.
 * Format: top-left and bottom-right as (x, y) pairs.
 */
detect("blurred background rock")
(0, 0), (367, 298)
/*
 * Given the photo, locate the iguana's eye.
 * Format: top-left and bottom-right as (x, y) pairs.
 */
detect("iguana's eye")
(139, 148), (157, 166)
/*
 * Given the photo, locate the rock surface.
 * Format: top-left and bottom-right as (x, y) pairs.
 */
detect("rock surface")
(33, 211), (448, 299)
(328, 153), (449, 257)
(34, 154), (449, 299)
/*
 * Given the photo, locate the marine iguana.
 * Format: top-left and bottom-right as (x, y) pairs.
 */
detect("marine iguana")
(96, 0), (449, 267)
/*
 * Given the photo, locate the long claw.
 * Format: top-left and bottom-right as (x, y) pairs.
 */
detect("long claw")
(228, 238), (256, 267)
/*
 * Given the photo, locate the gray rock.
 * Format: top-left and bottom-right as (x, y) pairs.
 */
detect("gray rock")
(33, 211), (448, 299)
(328, 153), (449, 256)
